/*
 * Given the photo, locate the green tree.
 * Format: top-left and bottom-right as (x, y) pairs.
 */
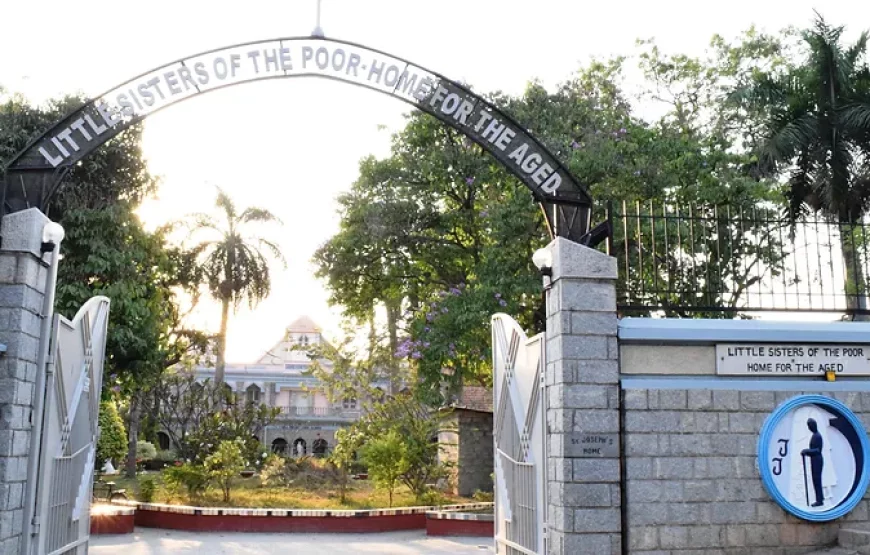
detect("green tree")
(330, 427), (363, 504)
(733, 15), (870, 310)
(361, 429), (408, 507)
(97, 400), (127, 469)
(0, 92), (207, 477)
(349, 394), (447, 501)
(186, 188), (285, 387)
(205, 440), (246, 503)
(315, 28), (797, 375)
(184, 391), (278, 466)
(301, 319), (398, 404)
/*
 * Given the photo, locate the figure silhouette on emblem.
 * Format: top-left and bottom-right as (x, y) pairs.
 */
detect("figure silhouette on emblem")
(801, 418), (825, 507)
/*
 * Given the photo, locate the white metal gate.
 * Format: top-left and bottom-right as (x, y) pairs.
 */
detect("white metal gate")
(29, 297), (111, 555)
(492, 313), (546, 555)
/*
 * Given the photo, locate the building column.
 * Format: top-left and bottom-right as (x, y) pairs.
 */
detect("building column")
(0, 209), (54, 555)
(543, 237), (620, 555)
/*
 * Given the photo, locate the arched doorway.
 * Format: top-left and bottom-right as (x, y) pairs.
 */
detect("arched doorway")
(271, 438), (288, 455)
(1, 37), (597, 243)
(293, 438), (307, 457)
(156, 431), (170, 451)
(312, 438), (328, 457)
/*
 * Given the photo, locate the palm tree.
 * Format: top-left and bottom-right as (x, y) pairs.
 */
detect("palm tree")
(735, 14), (870, 313)
(187, 187), (285, 387)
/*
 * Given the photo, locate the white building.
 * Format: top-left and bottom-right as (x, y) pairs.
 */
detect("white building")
(192, 316), (390, 457)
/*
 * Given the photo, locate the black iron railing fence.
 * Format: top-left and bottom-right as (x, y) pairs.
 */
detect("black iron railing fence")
(598, 201), (870, 317)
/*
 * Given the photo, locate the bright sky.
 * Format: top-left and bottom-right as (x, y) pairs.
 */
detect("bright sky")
(1, 0), (866, 362)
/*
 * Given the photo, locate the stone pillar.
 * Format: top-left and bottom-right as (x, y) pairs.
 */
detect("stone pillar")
(0, 209), (53, 555)
(544, 237), (620, 555)
(265, 382), (275, 406)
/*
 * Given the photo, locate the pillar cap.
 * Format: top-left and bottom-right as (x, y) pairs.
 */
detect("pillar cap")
(547, 237), (617, 280)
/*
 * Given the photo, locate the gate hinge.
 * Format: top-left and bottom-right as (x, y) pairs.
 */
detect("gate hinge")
(31, 516), (40, 535)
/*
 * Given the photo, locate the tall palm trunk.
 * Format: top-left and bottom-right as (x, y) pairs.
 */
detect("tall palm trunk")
(215, 296), (230, 386)
(216, 241), (235, 390)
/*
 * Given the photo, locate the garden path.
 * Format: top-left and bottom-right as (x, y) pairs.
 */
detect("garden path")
(89, 528), (495, 554)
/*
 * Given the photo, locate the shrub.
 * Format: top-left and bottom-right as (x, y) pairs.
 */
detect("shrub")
(361, 430), (408, 507)
(204, 440), (246, 503)
(472, 489), (494, 503)
(259, 454), (289, 487)
(144, 449), (177, 471)
(137, 441), (157, 462)
(139, 477), (156, 502)
(164, 462), (210, 501)
(97, 400), (127, 469)
(351, 396), (448, 501)
(184, 400), (278, 465)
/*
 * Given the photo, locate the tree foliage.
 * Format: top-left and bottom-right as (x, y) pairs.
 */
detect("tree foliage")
(0, 93), (202, 391)
(151, 370), (279, 464)
(315, 29), (791, 397)
(731, 16), (870, 308)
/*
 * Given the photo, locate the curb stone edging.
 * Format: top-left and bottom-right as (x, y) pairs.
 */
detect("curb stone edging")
(108, 500), (494, 533)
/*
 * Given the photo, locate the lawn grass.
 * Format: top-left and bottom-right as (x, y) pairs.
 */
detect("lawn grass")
(99, 472), (474, 509)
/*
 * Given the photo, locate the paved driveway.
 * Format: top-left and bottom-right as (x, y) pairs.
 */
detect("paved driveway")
(90, 529), (495, 554)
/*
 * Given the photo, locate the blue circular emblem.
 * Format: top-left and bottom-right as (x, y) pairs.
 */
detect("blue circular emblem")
(758, 395), (870, 522)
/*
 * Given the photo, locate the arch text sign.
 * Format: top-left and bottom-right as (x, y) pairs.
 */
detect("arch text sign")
(2, 37), (592, 238)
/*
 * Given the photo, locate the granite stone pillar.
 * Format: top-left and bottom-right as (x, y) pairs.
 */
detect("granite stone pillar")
(544, 237), (620, 555)
(0, 209), (54, 555)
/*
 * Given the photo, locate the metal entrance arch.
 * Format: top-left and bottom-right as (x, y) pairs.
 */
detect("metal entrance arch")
(1, 36), (596, 242)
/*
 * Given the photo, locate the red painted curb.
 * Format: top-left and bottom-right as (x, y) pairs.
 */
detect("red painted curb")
(426, 517), (493, 537)
(90, 513), (135, 535)
(134, 508), (427, 533)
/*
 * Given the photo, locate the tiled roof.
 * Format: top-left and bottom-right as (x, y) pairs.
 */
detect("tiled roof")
(453, 386), (493, 413)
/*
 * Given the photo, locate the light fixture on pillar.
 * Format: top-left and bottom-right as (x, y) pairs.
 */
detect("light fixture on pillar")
(532, 247), (552, 277)
(41, 221), (65, 253)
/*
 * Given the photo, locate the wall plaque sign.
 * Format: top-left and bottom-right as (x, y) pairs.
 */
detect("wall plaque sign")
(716, 344), (870, 376)
(758, 395), (870, 521)
(566, 433), (618, 457)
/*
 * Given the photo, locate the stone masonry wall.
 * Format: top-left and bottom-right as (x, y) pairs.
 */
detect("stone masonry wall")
(456, 410), (493, 497)
(0, 209), (53, 555)
(624, 388), (870, 554)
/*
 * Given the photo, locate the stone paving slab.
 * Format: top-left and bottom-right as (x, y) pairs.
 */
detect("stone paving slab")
(89, 528), (495, 554)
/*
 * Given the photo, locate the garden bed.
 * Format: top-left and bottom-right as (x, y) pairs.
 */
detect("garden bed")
(111, 499), (493, 533)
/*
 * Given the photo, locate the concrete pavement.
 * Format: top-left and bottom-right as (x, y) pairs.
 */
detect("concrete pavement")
(90, 528), (495, 554)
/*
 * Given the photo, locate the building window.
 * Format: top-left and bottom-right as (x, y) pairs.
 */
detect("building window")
(342, 397), (357, 410)
(298, 335), (310, 346)
(246, 384), (261, 405)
